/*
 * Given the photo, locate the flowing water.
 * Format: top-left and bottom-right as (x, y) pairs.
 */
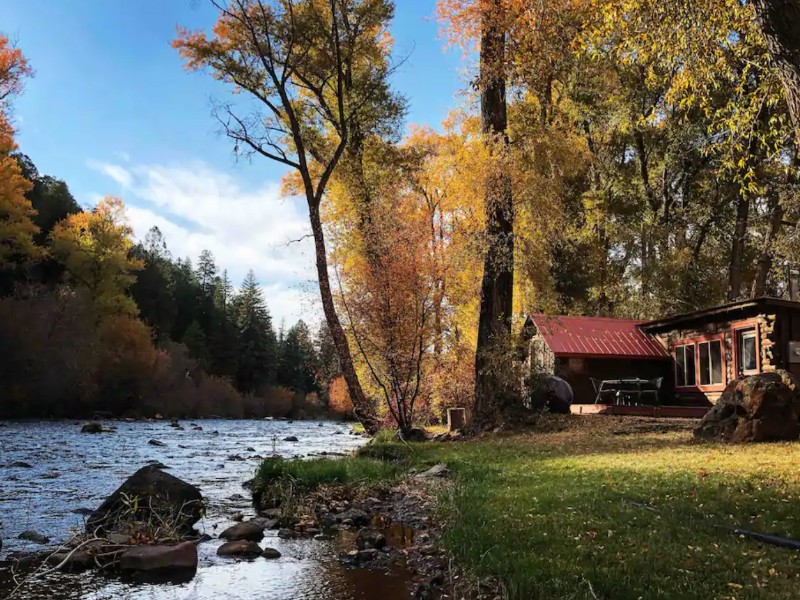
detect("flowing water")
(0, 419), (413, 599)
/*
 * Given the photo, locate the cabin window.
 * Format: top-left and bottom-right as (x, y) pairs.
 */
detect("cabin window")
(698, 340), (723, 386)
(675, 344), (696, 387)
(737, 329), (758, 375)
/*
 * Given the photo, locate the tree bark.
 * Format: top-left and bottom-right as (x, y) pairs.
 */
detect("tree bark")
(474, 0), (515, 428)
(727, 193), (751, 301)
(751, 192), (783, 297)
(308, 202), (380, 434)
(753, 0), (800, 147)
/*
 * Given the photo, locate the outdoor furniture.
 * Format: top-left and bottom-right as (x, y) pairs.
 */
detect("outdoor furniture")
(591, 377), (663, 406)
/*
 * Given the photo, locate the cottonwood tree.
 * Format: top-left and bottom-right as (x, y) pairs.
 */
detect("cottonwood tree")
(50, 196), (143, 318)
(752, 0), (800, 146)
(438, 0), (516, 428)
(174, 0), (400, 434)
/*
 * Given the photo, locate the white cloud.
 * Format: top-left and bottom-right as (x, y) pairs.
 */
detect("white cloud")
(91, 160), (319, 326)
(88, 161), (133, 189)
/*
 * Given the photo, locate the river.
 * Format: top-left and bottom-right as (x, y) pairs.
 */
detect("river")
(0, 419), (413, 599)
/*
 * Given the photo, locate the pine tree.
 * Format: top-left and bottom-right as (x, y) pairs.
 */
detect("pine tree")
(235, 270), (276, 393)
(315, 320), (340, 385)
(131, 226), (176, 342)
(278, 320), (318, 393)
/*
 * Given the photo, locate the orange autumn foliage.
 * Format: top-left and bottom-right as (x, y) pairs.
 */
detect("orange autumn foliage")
(327, 375), (354, 418)
(0, 34), (39, 268)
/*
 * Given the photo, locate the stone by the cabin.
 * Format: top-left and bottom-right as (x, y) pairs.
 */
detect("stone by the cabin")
(527, 374), (573, 414)
(694, 370), (800, 442)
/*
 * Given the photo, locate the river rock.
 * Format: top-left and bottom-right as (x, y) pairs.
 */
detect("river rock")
(336, 508), (370, 527)
(9, 461), (32, 468)
(283, 436), (299, 442)
(694, 371), (800, 442)
(414, 464), (449, 479)
(18, 530), (49, 544)
(261, 547), (281, 559)
(87, 465), (203, 535)
(357, 548), (378, 561)
(357, 529), (386, 550)
(148, 439), (166, 447)
(47, 550), (95, 572)
(278, 528), (294, 539)
(81, 422), (104, 434)
(119, 541), (198, 572)
(217, 540), (263, 558)
(219, 520), (265, 542)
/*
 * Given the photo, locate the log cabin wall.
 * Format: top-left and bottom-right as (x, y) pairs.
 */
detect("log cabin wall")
(644, 300), (800, 405)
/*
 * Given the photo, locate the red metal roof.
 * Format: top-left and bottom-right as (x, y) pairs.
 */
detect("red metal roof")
(529, 315), (670, 360)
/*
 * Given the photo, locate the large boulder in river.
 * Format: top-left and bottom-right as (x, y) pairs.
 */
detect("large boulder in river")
(87, 465), (203, 535)
(694, 370), (800, 443)
(527, 374), (573, 414)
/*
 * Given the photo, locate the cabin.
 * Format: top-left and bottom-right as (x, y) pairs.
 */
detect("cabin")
(525, 297), (800, 407)
(640, 297), (800, 405)
(524, 315), (673, 405)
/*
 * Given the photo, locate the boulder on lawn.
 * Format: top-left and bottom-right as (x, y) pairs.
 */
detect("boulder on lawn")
(119, 541), (198, 572)
(219, 520), (265, 542)
(694, 370), (800, 443)
(217, 540), (263, 558)
(81, 422), (104, 434)
(527, 374), (573, 414)
(87, 465), (203, 535)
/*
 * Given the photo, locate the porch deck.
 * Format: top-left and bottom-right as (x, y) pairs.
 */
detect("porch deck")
(570, 404), (710, 418)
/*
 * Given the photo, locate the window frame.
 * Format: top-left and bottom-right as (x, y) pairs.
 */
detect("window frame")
(732, 319), (760, 378)
(674, 344), (696, 388)
(674, 333), (727, 392)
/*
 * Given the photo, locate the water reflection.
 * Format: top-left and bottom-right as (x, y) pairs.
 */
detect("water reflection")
(0, 420), (412, 600)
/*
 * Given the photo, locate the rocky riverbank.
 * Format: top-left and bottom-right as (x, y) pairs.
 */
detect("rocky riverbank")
(248, 440), (502, 600)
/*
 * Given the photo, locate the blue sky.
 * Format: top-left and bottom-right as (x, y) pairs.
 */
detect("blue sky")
(0, 0), (465, 324)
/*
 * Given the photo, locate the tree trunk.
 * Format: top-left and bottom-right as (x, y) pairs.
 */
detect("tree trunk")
(751, 192), (783, 297)
(308, 201), (380, 434)
(474, 0), (515, 428)
(727, 193), (751, 301)
(753, 0), (800, 147)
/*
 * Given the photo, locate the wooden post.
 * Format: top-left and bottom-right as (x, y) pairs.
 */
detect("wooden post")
(447, 408), (466, 432)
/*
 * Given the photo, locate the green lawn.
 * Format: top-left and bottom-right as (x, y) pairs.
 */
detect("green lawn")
(417, 417), (800, 600)
(258, 416), (800, 599)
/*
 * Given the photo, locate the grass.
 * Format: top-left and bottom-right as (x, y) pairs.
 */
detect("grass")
(425, 417), (800, 600)
(252, 455), (402, 510)
(256, 416), (800, 599)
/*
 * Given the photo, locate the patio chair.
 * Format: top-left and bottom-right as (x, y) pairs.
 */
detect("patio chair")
(639, 377), (663, 406)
